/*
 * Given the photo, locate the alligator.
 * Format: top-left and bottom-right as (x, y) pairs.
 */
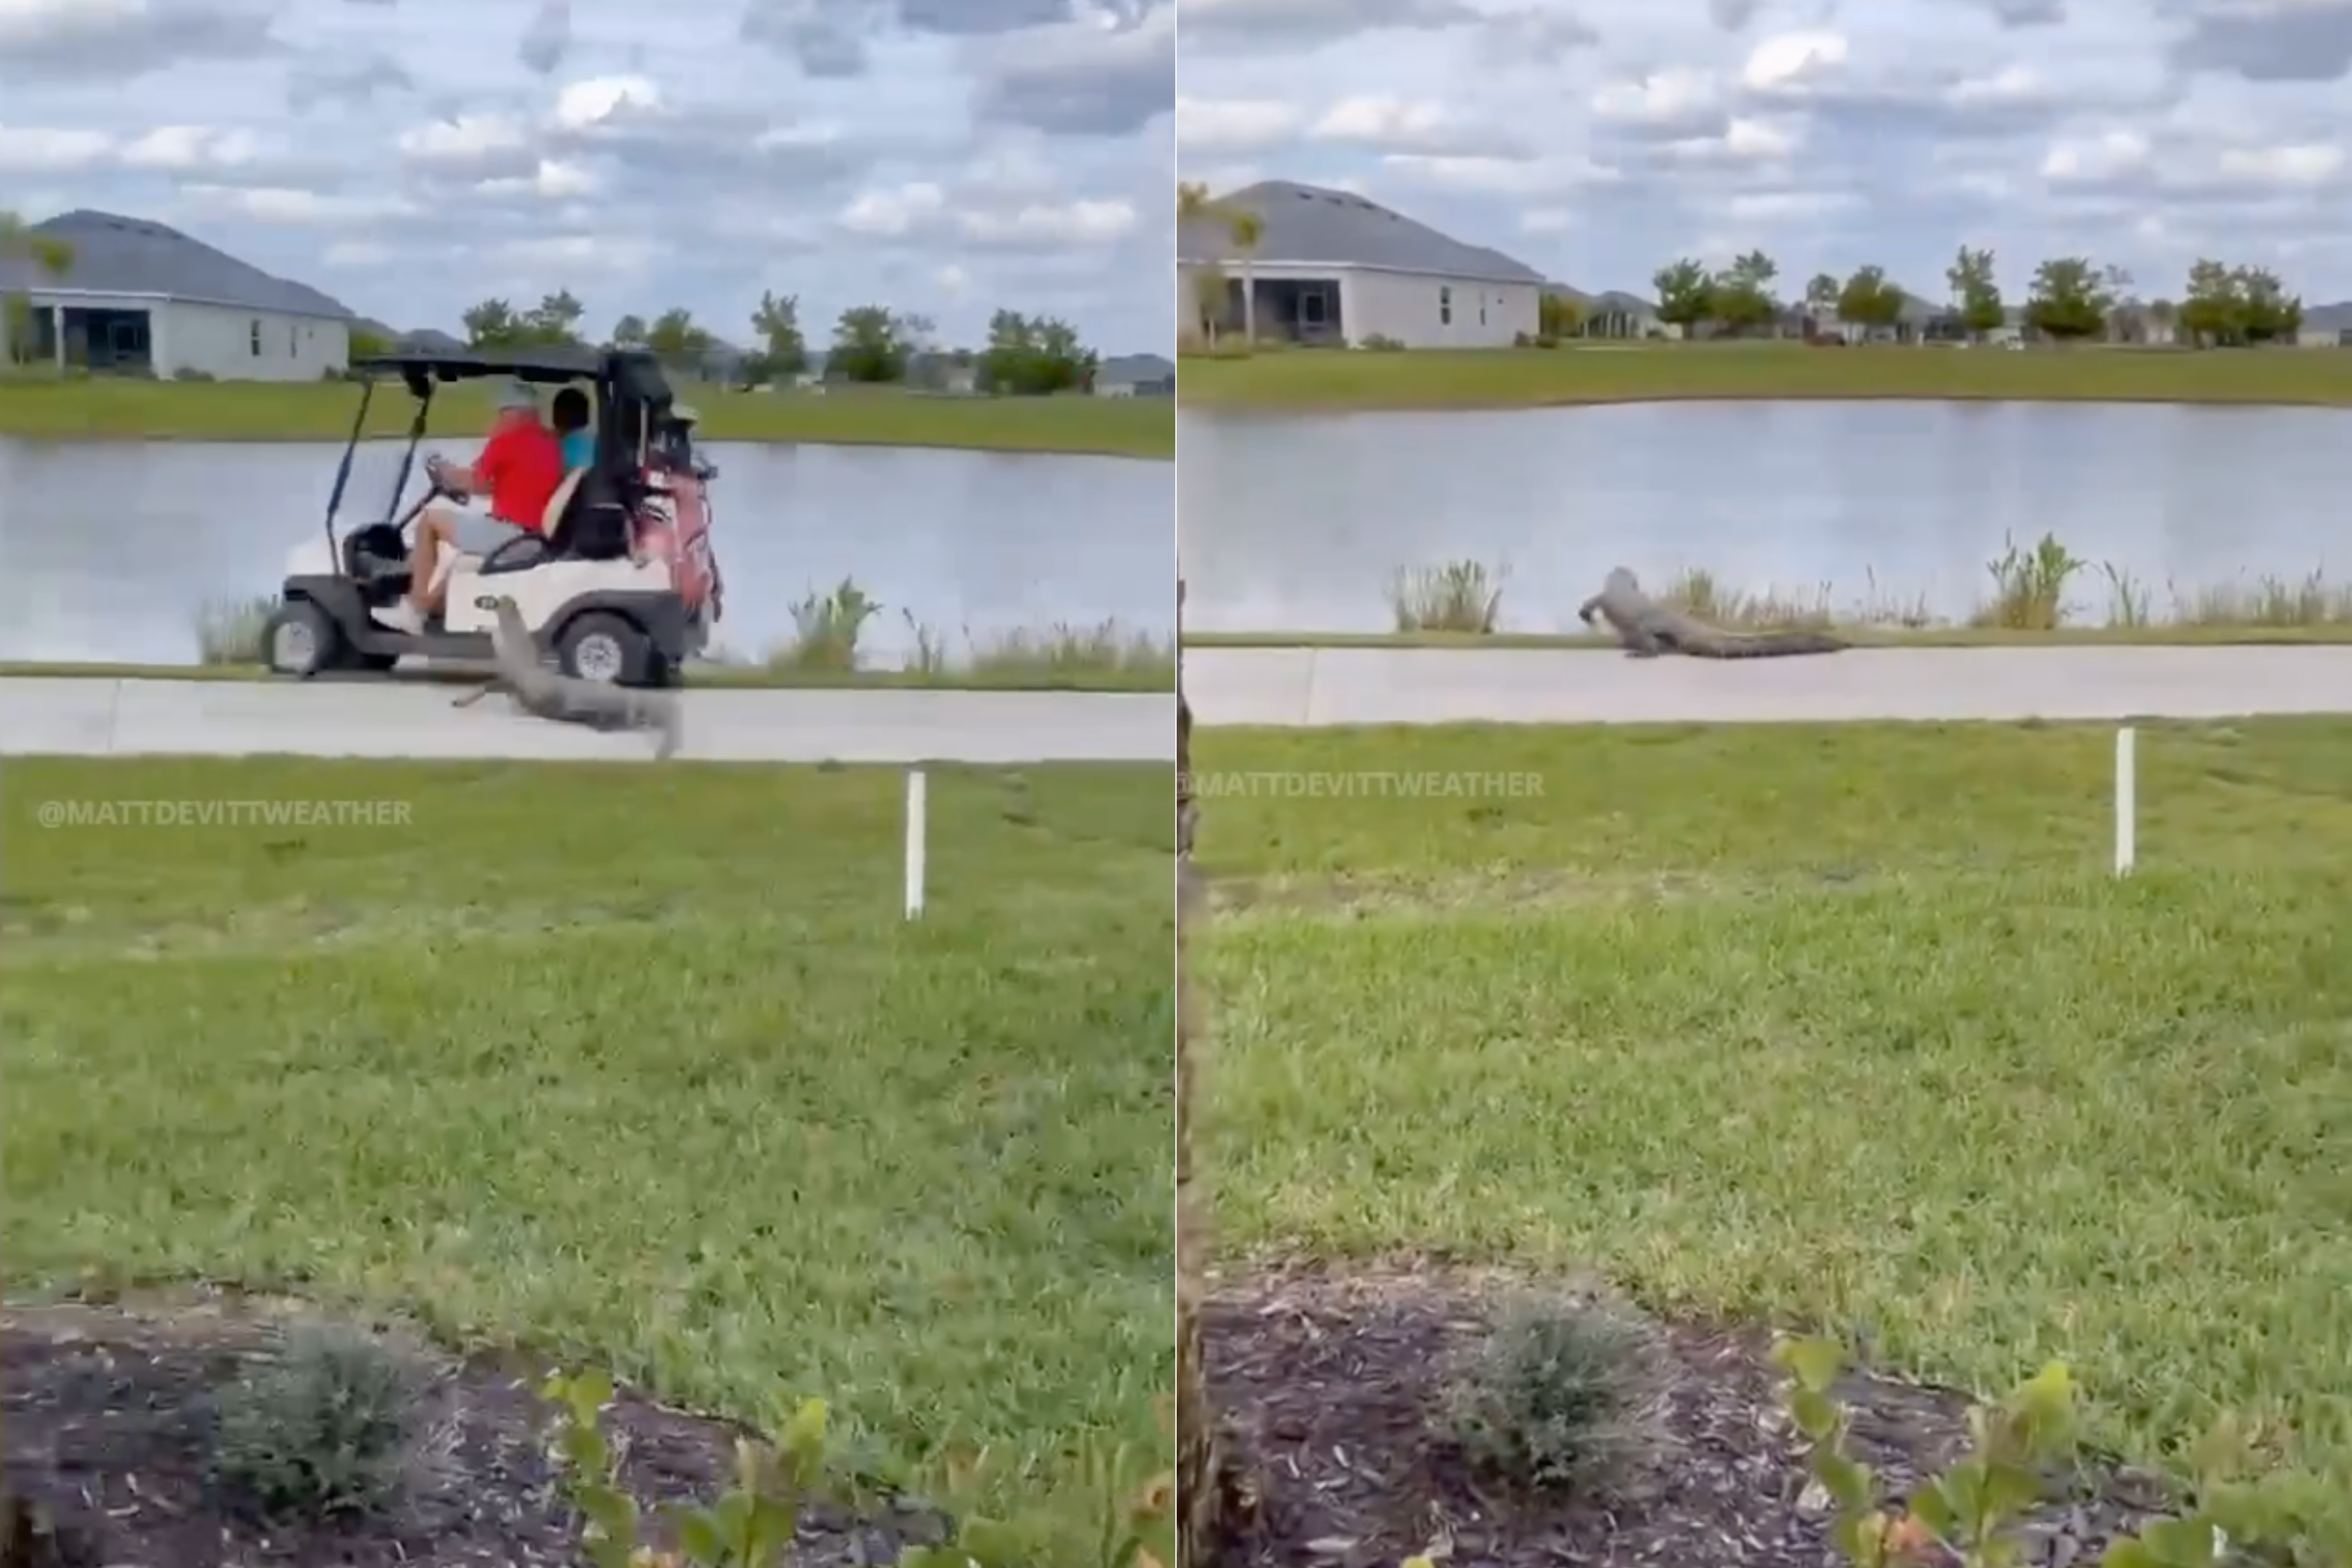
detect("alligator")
(452, 597), (684, 758)
(1577, 567), (1848, 659)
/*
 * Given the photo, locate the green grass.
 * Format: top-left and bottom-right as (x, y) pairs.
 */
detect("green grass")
(0, 757), (1171, 1554)
(1190, 720), (2352, 1524)
(0, 374), (1173, 459)
(1178, 341), (2352, 411)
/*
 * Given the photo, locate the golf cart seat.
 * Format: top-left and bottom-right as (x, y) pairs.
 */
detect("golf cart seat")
(471, 468), (591, 578)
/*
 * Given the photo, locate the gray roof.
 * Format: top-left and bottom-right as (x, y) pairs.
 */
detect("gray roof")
(1544, 282), (1658, 314)
(2302, 300), (2352, 332)
(1180, 181), (1545, 285)
(1099, 352), (1173, 383)
(397, 327), (465, 352)
(0, 210), (353, 320)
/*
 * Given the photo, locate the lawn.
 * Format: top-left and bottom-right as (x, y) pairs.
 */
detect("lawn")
(1178, 342), (2352, 411)
(0, 757), (1173, 1554)
(0, 374), (1174, 459)
(1187, 720), (2352, 1524)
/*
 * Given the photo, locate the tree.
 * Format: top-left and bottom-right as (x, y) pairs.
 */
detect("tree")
(517, 289), (585, 347)
(1946, 246), (2004, 341)
(1837, 265), (1905, 335)
(1803, 271), (1840, 325)
(1708, 249), (1780, 335)
(975, 308), (1094, 395)
(349, 325), (393, 359)
(1, 210), (74, 368)
(610, 314), (649, 348)
(828, 304), (909, 383)
(1652, 257), (1713, 333)
(1180, 181), (1262, 346)
(1189, 263), (1230, 345)
(461, 297), (522, 349)
(2178, 259), (2302, 347)
(644, 307), (714, 363)
(749, 289), (807, 379)
(2023, 256), (2113, 342)
(1537, 291), (1584, 340)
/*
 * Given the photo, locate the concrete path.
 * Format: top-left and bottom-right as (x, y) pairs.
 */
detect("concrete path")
(0, 678), (1174, 762)
(1185, 645), (2352, 725)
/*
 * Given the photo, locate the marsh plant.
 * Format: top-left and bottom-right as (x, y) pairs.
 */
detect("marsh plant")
(774, 576), (885, 672)
(212, 1323), (428, 1520)
(1389, 558), (1507, 633)
(1440, 1293), (1667, 1499)
(1978, 531), (2087, 630)
(195, 593), (276, 664)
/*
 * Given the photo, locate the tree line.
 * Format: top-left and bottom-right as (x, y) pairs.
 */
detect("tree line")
(1572, 248), (2309, 345)
(353, 290), (1103, 394)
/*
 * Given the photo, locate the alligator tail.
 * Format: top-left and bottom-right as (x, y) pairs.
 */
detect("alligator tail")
(1689, 630), (1850, 659)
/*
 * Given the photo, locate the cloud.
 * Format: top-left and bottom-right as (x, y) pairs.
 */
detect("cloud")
(1175, 0), (2352, 301)
(7, 0), (1168, 351)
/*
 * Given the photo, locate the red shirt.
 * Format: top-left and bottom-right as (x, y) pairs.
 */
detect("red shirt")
(476, 416), (564, 531)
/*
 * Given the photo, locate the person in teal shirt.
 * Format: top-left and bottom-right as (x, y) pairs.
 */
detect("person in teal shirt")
(551, 385), (594, 471)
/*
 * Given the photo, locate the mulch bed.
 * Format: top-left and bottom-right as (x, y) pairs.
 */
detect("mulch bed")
(1203, 1267), (2181, 1568)
(1, 1292), (949, 1568)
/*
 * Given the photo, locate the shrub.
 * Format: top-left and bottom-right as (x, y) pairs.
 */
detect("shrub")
(1977, 531), (2083, 630)
(1439, 1294), (1665, 1498)
(1359, 334), (1406, 351)
(543, 1371), (1175, 1568)
(772, 577), (883, 672)
(171, 366), (216, 382)
(1388, 559), (1506, 634)
(212, 1324), (425, 1520)
(1774, 1335), (2352, 1568)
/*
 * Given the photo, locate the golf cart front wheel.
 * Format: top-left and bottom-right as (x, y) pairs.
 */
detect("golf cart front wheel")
(264, 598), (340, 679)
(557, 612), (651, 685)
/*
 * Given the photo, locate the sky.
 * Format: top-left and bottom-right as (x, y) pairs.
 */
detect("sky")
(1175, 0), (2352, 308)
(0, 0), (1174, 353)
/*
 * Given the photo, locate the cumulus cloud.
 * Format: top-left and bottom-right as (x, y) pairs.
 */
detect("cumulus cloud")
(2, 0), (1168, 351)
(1176, 0), (2352, 301)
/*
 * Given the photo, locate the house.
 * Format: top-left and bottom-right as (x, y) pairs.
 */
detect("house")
(1094, 352), (1173, 396)
(2295, 301), (2352, 348)
(1545, 284), (1669, 340)
(0, 209), (353, 380)
(1179, 180), (1543, 350)
(395, 327), (465, 354)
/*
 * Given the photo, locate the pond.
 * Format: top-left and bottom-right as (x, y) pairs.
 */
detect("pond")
(0, 438), (1171, 666)
(1178, 400), (2352, 631)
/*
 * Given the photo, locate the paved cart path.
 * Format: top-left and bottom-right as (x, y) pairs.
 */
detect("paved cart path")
(0, 678), (1174, 762)
(1183, 645), (2352, 726)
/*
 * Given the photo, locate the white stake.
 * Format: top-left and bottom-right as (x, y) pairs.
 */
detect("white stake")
(904, 768), (928, 918)
(2114, 726), (2136, 877)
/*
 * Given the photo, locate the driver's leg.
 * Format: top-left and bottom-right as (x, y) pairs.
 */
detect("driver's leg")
(379, 510), (451, 632)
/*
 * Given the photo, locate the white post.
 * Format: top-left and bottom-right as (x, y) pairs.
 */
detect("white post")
(2114, 727), (2136, 877)
(904, 768), (928, 918)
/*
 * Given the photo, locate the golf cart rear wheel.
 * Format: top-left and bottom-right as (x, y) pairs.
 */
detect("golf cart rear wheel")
(557, 611), (651, 685)
(265, 598), (341, 679)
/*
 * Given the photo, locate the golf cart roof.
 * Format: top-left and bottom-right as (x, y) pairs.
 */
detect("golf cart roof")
(349, 346), (671, 402)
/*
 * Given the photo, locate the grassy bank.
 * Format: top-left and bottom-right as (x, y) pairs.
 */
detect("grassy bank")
(0, 374), (1174, 459)
(0, 757), (1171, 1556)
(1190, 719), (2352, 1528)
(1184, 542), (2352, 645)
(1178, 342), (2352, 411)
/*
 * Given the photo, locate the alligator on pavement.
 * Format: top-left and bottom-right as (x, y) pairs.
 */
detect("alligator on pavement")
(1578, 567), (1848, 659)
(453, 597), (684, 758)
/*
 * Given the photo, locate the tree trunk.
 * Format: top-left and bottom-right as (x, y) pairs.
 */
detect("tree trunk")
(1239, 263), (1257, 348)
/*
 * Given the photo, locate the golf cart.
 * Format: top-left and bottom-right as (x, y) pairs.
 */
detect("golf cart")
(264, 346), (722, 687)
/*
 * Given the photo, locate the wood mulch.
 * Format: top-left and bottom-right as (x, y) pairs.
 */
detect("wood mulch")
(1203, 1266), (2181, 1568)
(1, 1292), (949, 1568)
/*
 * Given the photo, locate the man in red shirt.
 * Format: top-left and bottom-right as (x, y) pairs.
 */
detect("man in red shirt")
(377, 381), (563, 632)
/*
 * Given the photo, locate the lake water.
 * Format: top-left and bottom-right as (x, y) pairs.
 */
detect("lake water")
(0, 438), (1171, 665)
(1179, 400), (2352, 631)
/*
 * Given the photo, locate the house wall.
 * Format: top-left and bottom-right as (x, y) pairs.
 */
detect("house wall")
(152, 299), (349, 381)
(1341, 268), (1538, 348)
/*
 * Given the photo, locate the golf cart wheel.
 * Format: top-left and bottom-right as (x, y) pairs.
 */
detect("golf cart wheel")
(264, 598), (341, 679)
(557, 611), (651, 685)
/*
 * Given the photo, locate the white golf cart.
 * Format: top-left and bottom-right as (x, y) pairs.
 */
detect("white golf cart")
(263, 346), (721, 687)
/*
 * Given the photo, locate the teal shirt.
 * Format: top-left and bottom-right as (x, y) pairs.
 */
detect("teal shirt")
(560, 431), (594, 471)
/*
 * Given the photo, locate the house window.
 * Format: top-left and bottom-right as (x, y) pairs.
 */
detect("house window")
(1299, 288), (1328, 327)
(1439, 286), (1452, 325)
(250, 319), (262, 355)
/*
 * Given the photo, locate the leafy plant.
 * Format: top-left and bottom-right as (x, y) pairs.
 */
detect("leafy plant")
(544, 1369), (1175, 1568)
(1439, 1294), (1665, 1497)
(212, 1323), (424, 1519)
(775, 578), (883, 671)
(1979, 531), (2084, 630)
(1774, 1334), (2351, 1568)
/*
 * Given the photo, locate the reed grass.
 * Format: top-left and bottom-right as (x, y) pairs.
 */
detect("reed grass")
(1371, 541), (2352, 635)
(194, 595), (275, 664)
